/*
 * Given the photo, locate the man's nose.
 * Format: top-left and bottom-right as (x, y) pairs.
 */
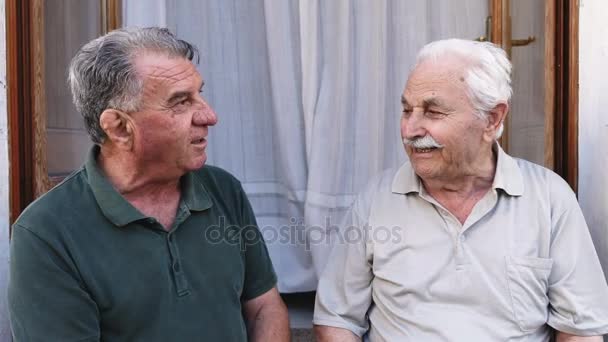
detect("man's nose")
(193, 99), (218, 126)
(402, 110), (426, 139)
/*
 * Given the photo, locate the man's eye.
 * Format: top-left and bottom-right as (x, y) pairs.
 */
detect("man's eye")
(402, 109), (413, 116)
(177, 98), (191, 106)
(425, 110), (445, 118)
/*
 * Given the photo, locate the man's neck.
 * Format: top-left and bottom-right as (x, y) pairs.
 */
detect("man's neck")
(423, 170), (495, 201)
(97, 147), (181, 200)
(98, 147), (182, 230)
(423, 146), (497, 199)
(421, 146), (497, 225)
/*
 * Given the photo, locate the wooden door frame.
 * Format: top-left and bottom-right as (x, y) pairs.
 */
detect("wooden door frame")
(6, 0), (122, 225)
(554, 0), (579, 193)
(7, 0), (40, 226)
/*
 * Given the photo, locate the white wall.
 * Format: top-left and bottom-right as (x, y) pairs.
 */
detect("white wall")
(579, 3), (608, 341)
(0, 0), (11, 339)
(578, 0), (608, 288)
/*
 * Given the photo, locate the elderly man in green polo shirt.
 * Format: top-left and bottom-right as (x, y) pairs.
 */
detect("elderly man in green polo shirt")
(8, 27), (289, 341)
(314, 39), (608, 341)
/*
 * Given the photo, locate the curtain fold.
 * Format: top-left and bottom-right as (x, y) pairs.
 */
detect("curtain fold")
(262, 0), (314, 290)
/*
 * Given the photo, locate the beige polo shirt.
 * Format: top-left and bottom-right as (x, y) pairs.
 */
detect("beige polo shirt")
(314, 145), (608, 341)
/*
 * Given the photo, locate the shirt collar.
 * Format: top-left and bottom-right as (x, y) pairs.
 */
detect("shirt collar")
(85, 145), (213, 227)
(491, 142), (524, 196)
(180, 170), (213, 212)
(391, 160), (422, 195)
(391, 142), (524, 197)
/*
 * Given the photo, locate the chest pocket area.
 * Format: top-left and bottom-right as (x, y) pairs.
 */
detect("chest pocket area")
(505, 256), (553, 332)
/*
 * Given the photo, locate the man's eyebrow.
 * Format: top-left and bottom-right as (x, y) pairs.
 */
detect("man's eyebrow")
(423, 97), (450, 109)
(401, 96), (452, 110)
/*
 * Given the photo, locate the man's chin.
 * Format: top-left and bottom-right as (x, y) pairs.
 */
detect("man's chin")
(187, 154), (207, 171)
(411, 163), (440, 180)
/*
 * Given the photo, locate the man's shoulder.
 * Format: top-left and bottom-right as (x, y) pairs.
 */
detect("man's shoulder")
(514, 158), (574, 192)
(14, 168), (92, 234)
(350, 165), (406, 217)
(513, 158), (577, 209)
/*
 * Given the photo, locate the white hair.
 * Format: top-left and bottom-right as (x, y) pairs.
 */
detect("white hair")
(415, 39), (512, 139)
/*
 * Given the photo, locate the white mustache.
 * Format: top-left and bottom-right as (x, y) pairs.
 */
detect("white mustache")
(403, 135), (444, 149)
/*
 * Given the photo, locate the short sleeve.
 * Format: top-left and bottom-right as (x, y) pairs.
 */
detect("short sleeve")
(238, 186), (278, 301)
(546, 180), (608, 336)
(313, 194), (374, 337)
(8, 224), (101, 342)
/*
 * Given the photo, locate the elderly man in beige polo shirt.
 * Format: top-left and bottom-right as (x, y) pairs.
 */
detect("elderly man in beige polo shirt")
(313, 39), (608, 342)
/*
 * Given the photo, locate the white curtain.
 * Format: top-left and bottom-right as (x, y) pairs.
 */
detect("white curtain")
(123, 0), (487, 292)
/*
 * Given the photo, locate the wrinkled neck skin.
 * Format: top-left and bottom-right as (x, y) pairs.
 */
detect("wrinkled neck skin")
(421, 143), (497, 202)
(97, 145), (181, 201)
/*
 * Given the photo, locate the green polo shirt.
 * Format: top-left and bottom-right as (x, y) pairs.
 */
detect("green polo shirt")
(8, 146), (277, 342)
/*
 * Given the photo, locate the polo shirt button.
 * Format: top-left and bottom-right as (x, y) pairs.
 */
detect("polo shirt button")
(173, 262), (181, 272)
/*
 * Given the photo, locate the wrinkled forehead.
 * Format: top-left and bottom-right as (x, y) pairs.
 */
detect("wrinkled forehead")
(403, 58), (470, 101)
(134, 52), (202, 87)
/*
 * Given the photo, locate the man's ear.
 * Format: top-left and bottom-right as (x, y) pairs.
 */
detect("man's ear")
(483, 102), (508, 142)
(99, 109), (135, 150)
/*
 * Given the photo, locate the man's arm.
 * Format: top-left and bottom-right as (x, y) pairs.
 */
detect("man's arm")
(237, 183), (288, 341)
(313, 195), (374, 339)
(555, 332), (603, 342)
(545, 176), (608, 336)
(314, 325), (361, 342)
(242, 287), (290, 342)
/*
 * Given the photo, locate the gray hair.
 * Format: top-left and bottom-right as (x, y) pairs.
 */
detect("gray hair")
(68, 27), (199, 144)
(415, 39), (512, 138)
